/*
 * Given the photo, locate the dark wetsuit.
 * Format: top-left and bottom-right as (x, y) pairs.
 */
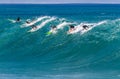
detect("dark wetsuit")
(69, 25), (75, 29)
(26, 21), (30, 24)
(51, 25), (56, 29)
(31, 25), (37, 29)
(83, 25), (89, 30)
(16, 17), (20, 22)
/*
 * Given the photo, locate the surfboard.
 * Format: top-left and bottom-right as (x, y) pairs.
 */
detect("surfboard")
(46, 29), (57, 36)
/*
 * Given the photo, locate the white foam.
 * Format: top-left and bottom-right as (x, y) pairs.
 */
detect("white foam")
(8, 19), (16, 23)
(80, 21), (107, 34)
(48, 22), (74, 35)
(67, 20), (107, 35)
(67, 23), (83, 34)
(28, 17), (56, 32)
(23, 16), (49, 27)
(95, 20), (107, 26)
(57, 22), (74, 29)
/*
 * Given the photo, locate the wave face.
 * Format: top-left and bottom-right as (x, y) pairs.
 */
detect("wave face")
(0, 4), (120, 79)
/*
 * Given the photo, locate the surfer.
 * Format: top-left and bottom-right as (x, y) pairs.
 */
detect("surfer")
(31, 25), (37, 29)
(46, 25), (57, 35)
(26, 18), (36, 24)
(51, 25), (57, 30)
(16, 17), (21, 22)
(68, 25), (76, 33)
(26, 20), (31, 24)
(82, 25), (89, 30)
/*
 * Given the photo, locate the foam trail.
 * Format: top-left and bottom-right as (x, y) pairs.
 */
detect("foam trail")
(23, 16), (49, 27)
(95, 20), (107, 26)
(67, 20), (107, 34)
(8, 19), (16, 23)
(57, 22), (74, 29)
(28, 17), (56, 32)
(81, 20), (107, 34)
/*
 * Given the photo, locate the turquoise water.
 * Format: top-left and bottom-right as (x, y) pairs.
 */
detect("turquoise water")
(0, 4), (120, 79)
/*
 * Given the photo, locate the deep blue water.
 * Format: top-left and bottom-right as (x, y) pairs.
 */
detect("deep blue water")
(0, 4), (120, 79)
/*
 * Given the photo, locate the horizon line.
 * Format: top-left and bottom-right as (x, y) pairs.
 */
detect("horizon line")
(0, 2), (120, 4)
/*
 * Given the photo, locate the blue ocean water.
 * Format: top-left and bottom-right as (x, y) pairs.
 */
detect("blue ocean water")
(0, 4), (120, 79)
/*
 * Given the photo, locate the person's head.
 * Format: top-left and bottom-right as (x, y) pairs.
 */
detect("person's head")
(17, 17), (20, 21)
(83, 25), (88, 28)
(26, 21), (29, 23)
(69, 25), (74, 29)
(32, 25), (36, 27)
(51, 25), (56, 29)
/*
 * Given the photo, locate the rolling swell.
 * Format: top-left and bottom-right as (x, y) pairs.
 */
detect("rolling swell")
(0, 16), (120, 77)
